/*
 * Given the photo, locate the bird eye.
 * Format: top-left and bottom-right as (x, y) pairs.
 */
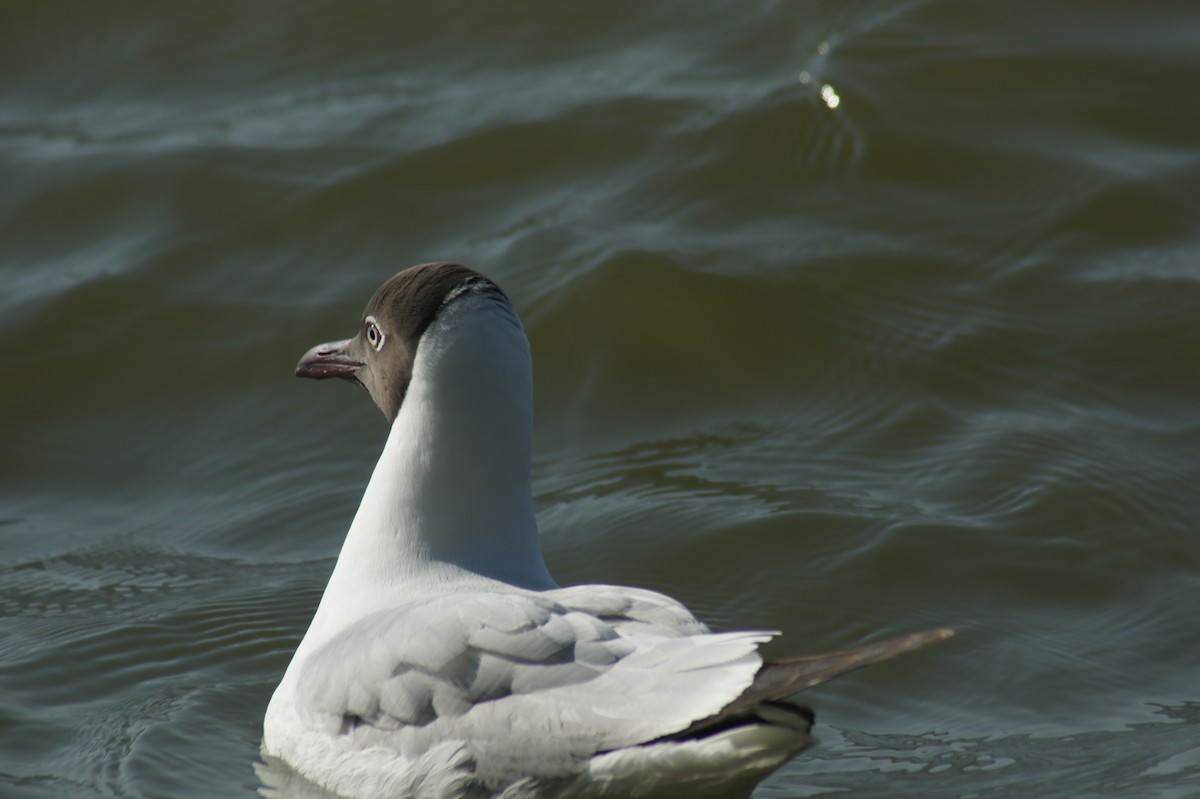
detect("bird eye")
(364, 317), (385, 351)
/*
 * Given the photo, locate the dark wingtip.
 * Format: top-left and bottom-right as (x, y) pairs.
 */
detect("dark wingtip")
(754, 627), (955, 701)
(660, 627), (954, 743)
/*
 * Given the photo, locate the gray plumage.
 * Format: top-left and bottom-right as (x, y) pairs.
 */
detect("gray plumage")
(264, 263), (951, 799)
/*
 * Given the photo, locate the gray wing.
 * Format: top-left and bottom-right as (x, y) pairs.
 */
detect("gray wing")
(545, 583), (712, 637)
(293, 588), (769, 785)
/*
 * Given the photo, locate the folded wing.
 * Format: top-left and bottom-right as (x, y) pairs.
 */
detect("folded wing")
(293, 588), (770, 787)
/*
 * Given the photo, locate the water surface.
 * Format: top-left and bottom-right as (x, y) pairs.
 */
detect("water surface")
(3, 1), (1200, 797)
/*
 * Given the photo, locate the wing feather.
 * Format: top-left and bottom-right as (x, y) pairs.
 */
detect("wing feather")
(291, 587), (769, 786)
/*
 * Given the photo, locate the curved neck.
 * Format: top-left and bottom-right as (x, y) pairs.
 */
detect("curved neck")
(308, 295), (555, 643)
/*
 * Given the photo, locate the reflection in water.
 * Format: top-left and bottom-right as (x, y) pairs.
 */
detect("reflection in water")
(257, 755), (343, 799)
(257, 704), (1200, 798)
(766, 703), (1200, 798)
(3, 0), (1200, 797)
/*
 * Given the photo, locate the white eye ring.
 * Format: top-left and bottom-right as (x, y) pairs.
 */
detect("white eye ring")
(364, 316), (386, 351)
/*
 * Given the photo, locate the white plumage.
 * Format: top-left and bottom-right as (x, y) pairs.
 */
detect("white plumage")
(262, 263), (948, 799)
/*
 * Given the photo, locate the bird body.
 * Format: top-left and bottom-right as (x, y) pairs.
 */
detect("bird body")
(263, 263), (949, 798)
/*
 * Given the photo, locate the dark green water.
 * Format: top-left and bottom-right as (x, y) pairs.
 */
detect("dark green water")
(3, 2), (1199, 797)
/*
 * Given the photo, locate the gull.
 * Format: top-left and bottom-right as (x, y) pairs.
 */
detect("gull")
(262, 262), (951, 799)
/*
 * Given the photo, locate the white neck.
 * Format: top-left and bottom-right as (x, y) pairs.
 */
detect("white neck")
(298, 293), (556, 656)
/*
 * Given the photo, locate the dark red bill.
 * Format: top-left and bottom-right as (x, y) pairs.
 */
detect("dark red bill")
(295, 338), (363, 380)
